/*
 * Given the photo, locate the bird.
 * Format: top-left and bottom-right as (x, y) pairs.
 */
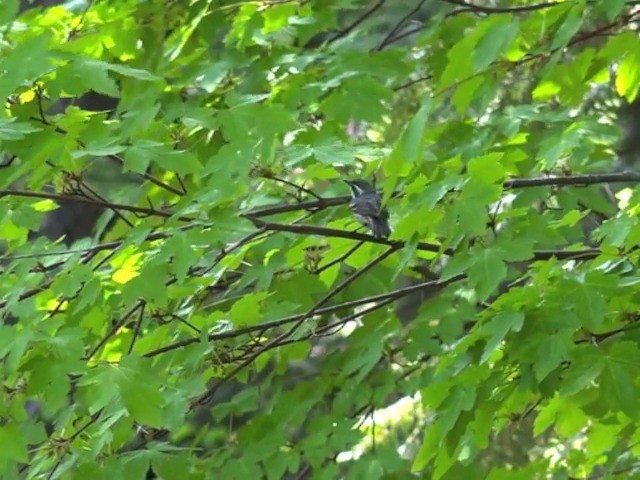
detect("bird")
(344, 179), (391, 238)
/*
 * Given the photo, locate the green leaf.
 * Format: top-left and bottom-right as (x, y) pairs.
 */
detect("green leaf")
(533, 334), (568, 381)
(57, 59), (120, 97)
(151, 453), (192, 480)
(0, 34), (53, 100)
(123, 263), (170, 307)
(616, 47), (640, 102)
(439, 24), (480, 89)
(451, 76), (484, 115)
(85, 59), (160, 81)
(474, 18), (519, 70)
(0, 118), (41, 140)
(384, 98), (432, 197)
(561, 344), (604, 396)
(0, 0), (18, 27)
(597, 0), (626, 21)
(153, 150), (202, 176)
(551, 3), (585, 49)
(116, 357), (166, 428)
(467, 248), (507, 301)
(412, 422), (442, 471)
(312, 138), (356, 165)
(601, 361), (637, 417)
(229, 292), (268, 326)
(480, 310), (524, 364)
(565, 279), (606, 331)
(0, 424), (28, 465)
(467, 153), (505, 184)
(123, 140), (160, 173)
(218, 103), (296, 142)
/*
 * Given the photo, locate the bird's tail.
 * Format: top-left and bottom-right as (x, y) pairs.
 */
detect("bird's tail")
(371, 218), (391, 238)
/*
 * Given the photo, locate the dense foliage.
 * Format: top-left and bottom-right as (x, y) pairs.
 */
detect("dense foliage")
(2, 0), (640, 478)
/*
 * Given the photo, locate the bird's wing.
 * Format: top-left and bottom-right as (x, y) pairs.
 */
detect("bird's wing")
(350, 194), (387, 218)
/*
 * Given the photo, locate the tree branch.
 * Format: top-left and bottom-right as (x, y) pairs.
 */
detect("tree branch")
(144, 270), (466, 359)
(246, 217), (602, 261)
(245, 217), (450, 254)
(439, 0), (565, 15)
(244, 171), (640, 218)
(193, 244), (401, 405)
(504, 171), (640, 188)
(0, 189), (195, 222)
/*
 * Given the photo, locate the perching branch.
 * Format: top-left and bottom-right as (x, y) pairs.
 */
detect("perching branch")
(244, 171), (640, 219)
(246, 217), (602, 261)
(245, 217), (449, 254)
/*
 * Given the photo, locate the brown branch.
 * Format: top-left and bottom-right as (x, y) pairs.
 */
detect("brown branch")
(380, 24), (425, 48)
(247, 217), (450, 253)
(0, 229), (179, 265)
(281, 244), (401, 338)
(246, 217), (601, 260)
(245, 171), (640, 219)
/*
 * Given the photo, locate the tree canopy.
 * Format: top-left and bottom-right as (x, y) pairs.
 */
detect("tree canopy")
(2, 0), (640, 478)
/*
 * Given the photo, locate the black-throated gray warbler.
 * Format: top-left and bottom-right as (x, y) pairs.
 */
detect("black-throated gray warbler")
(344, 179), (391, 238)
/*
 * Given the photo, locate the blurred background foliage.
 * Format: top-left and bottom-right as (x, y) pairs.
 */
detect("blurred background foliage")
(3, 0), (640, 479)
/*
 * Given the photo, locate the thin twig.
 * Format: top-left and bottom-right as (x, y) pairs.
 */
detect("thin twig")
(127, 302), (146, 354)
(329, 0), (387, 43)
(85, 301), (144, 360)
(143, 273), (466, 358)
(315, 241), (365, 274)
(376, 0), (427, 51)
(439, 0), (565, 15)
(261, 174), (325, 202)
(76, 181), (134, 228)
(393, 75), (433, 91)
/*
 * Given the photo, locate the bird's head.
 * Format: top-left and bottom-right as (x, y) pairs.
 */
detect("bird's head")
(344, 179), (376, 197)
